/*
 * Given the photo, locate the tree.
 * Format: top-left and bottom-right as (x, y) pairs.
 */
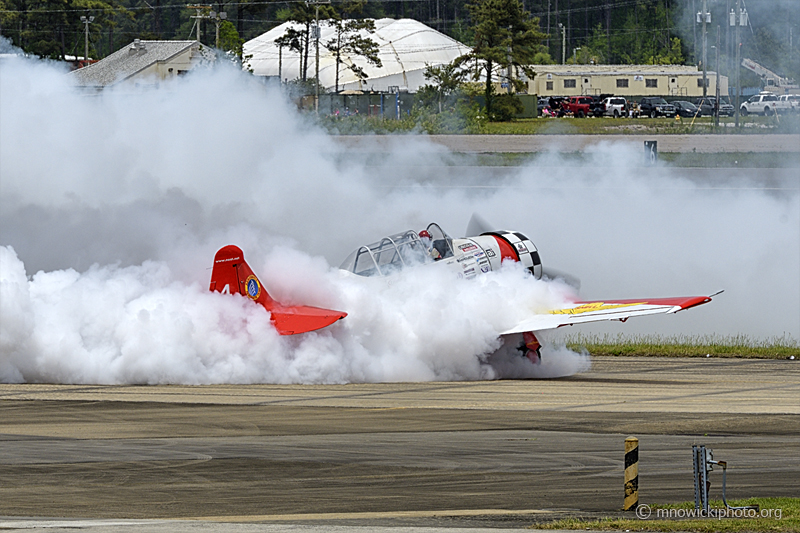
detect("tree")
(274, 27), (302, 80)
(4, 0), (124, 59)
(458, 0), (545, 116)
(275, 2), (334, 82)
(422, 61), (467, 112)
(218, 19), (242, 58)
(323, 18), (381, 92)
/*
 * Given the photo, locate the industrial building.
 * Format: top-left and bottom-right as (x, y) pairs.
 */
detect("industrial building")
(525, 64), (728, 98)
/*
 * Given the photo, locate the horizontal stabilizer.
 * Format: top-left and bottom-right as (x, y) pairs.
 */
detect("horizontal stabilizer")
(210, 245), (347, 335)
(270, 305), (347, 335)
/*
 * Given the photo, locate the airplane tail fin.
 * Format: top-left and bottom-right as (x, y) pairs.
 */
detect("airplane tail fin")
(210, 245), (347, 335)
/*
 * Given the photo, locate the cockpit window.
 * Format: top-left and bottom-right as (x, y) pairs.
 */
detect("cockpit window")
(426, 223), (454, 260)
(340, 230), (431, 276)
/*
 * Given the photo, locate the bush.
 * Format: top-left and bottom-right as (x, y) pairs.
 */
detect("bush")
(489, 94), (524, 122)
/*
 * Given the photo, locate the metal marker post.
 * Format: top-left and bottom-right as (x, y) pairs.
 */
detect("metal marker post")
(624, 437), (639, 511)
(644, 141), (658, 166)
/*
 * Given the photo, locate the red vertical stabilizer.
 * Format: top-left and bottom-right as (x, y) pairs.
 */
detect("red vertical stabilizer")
(209, 245), (347, 335)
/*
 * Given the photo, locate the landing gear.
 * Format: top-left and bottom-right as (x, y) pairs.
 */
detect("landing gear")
(517, 331), (542, 364)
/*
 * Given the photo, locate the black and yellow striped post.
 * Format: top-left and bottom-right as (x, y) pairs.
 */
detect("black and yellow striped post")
(624, 436), (639, 511)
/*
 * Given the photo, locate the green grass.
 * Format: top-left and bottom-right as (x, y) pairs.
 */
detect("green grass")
(539, 498), (800, 532)
(483, 113), (799, 135)
(564, 333), (799, 359)
(315, 107), (800, 135)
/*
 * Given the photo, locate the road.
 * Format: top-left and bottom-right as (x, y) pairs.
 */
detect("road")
(1, 356), (798, 530)
(335, 134), (800, 153)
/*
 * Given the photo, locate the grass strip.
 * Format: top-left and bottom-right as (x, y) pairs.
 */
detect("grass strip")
(564, 333), (799, 359)
(538, 498), (800, 533)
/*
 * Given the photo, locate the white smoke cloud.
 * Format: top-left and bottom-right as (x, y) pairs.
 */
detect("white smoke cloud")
(0, 52), (797, 384)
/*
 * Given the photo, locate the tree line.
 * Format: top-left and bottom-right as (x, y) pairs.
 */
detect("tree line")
(1, 0), (796, 85)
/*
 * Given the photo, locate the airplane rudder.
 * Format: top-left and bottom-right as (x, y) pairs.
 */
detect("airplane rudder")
(209, 245), (245, 295)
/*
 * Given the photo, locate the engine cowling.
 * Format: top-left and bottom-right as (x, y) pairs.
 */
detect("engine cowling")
(484, 231), (543, 279)
(450, 232), (542, 279)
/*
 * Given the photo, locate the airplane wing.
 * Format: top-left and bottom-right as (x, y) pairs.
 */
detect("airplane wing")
(501, 295), (716, 335)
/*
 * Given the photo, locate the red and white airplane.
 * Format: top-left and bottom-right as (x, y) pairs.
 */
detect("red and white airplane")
(210, 217), (718, 361)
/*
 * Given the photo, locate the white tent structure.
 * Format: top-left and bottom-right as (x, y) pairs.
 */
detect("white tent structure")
(243, 18), (471, 92)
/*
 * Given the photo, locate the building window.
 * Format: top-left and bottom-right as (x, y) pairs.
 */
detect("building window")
(564, 79), (576, 88)
(645, 78), (657, 88)
(546, 81), (553, 90)
(616, 78), (629, 88)
(697, 78), (709, 87)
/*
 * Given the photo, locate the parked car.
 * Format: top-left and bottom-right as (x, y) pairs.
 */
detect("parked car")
(776, 94), (799, 114)
(694, 97), (735, 117)
(601, 96), (628, 118)
(672, 100), (700, 118)
(740, 92), (779, 116)
(694, 97), (734, 116)
(639, 97), (676, 118)
(588, 96), (608, 117)
(562, 96), (595, 118)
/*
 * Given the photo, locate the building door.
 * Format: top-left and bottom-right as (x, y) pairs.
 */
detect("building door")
(581, 76), (592, 95)
(668, 76), (679, 95)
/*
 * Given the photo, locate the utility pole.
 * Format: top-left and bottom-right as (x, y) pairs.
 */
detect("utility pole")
(507, 25), (513, 94)
(188, 5), (211, 43)
(209, 10), (226, 49)
(80, 15), (94, 63)
(714, 28), (721, 127)
(306, 0), (330, 114)
(698, 0), (709, 99)
(732, 0), (744, 128)
(559, 23), (565, 64)
(546, 0), (550, 50)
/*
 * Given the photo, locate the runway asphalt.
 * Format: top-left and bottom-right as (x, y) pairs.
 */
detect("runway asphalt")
(1, 356), (798, 531)
(335, 134), (800, 154)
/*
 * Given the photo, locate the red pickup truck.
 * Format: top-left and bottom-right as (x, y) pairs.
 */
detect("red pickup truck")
(562, 96), (594, 118)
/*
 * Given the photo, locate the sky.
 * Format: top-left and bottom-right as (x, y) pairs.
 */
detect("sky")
(1, 43), (798, 384)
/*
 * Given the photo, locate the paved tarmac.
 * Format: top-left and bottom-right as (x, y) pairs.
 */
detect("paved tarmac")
(1, 357), (798, 531)
(336, 134), (800, 153)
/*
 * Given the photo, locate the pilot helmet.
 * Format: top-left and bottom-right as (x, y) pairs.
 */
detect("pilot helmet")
(418, 230), (431, 240)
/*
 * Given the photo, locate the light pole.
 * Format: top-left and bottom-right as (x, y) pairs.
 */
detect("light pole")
(731, 0), (747, 127)
(306, 0), (330, 114)
(697, 0), (710, 99)
(209, 10), (226, 49)
(80, 15), (94, 64)
(558, 23), (565, 64)
(712, 39), (720, 126)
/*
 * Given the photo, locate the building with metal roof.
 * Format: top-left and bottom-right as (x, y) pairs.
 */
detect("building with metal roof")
(526, 64), (728, 98)
(243, 18), (470, 93)
(68, 40), (215, 88)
